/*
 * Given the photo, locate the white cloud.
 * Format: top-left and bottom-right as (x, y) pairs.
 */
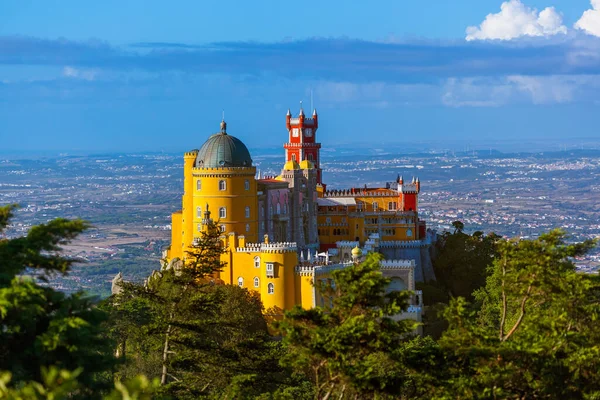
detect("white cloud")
(442, 77), (513, 107)
(466, 0), (567, 41)
(62, 66), (97, 81)
(575, 0), (600, 37)
(443, 75), (600, 107)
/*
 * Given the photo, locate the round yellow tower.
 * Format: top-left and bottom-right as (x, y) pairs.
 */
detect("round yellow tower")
(190, 120), (258, 243)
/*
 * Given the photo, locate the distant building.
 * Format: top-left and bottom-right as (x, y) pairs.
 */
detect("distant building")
(164, 106), (433, 323)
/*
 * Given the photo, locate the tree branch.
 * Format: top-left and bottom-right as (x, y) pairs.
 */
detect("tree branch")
(502, 282), (533, 342)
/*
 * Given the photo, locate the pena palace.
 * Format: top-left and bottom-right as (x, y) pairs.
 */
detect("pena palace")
(164, 105), (436, 325)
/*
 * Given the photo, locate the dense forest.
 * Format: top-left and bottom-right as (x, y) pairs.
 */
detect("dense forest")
(1, 203), (599, 399)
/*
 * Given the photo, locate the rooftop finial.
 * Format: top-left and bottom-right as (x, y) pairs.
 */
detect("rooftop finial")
(220, 116), (227, 134)
(299, 101), (305, 116)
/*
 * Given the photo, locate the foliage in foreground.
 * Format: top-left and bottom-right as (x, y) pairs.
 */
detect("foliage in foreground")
(3, 203), (600, 399)
(0, 204), (116, 398)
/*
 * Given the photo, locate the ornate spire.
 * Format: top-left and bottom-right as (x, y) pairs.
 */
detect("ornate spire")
(286, 109), (291, 116)
(313, 108), (317, 116)
(299, 101), (305, 116)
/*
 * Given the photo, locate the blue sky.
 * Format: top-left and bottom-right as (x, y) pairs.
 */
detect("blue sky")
(1, 0), (599, 152)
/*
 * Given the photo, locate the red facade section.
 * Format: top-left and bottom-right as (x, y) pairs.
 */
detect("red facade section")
(284, 107), (324, 185)
(403, 194), (417, 212)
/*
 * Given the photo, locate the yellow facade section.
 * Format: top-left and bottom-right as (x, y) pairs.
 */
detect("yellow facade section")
(191, 167), (258, 244)
(220, 244), (301, 313)
(181, 152), (197, 259)
(318, 192), (418, 246)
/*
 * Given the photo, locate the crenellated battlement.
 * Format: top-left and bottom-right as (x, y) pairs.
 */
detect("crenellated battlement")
(380, 259), (416, 269)
(294, 262), (353, 276)
(236, 242), (298, 253)
(335, 240), (359, 248)
(399, 183), (419, 193)
(184, 150), (199, 157)
(323, 189), (397, 198)
(379, 238), (431, 248)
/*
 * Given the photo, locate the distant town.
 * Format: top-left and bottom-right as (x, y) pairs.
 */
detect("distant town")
(2, 147), (599, 296)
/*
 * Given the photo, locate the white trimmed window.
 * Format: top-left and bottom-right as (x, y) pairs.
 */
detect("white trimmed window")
(196, 180), (201, 191)
(219, 180), (226, 191)
(267, 283), (274, 294)
(254, 277), (259, 288)
(373, 202), (378, 211)
(219, 207), (226, 219)
(197, 224), (202, 232)
(220, 225), (226, 232)
(244, 180), (250, 190)
(197, 207), (202, 218)
(246, 224), (250, 232)
(254, 256), (260, 268)
(266, 262), (274, 278)
(245, 206), (250, 218)
(238, 277), (244, 287)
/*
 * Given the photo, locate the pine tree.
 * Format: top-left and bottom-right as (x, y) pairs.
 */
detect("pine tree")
(276, 253), (419, 399)
(0, 204), (116, 398)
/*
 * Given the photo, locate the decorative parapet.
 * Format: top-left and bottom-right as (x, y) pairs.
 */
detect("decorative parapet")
(399, 183), (418, 193)
(379, 238), (431, 248)
(283, 142), (321, 148)
(261, 242), (298, 253)
(294, 261), (353, 276)
(323, 189), (397, 198)
(237, 242), (298, 253)
(295, 264), (316, 276)
(315, 262), (353, 276)
(192, 166), (256, 177)
(336, 240), (359, 248)
(379, 259), (416, 270)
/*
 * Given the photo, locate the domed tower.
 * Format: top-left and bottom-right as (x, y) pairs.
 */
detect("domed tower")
(175, 120), (258, 260)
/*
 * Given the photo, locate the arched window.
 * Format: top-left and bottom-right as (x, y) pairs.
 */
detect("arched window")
(373, 202), (378, 211)
(219, 180), (226, 191)
(291, 154), (296, 161)
(219, 207), (226, 219)
(254, 277), (259, 288)
(308, 154), (313, 161)
(245, 206), (250, 218)
(238, 277), (244, 287)
(246, 224), (250, 232)
(267, 283), (274, 294)
(244, 180), (250, 190)
(254, 256), (260, 268)
(197, 207), (202, 218)
(276, 203), (281, 215)
(196, 180), (201, 191)
(406, 229), (413, 237)
(220, 225), (226, 232)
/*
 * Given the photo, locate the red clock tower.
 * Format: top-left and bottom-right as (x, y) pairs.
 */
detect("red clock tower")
(284, 104), (324, 185)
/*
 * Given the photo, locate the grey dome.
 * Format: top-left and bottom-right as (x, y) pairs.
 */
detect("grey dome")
(195, 127), (252, 168)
